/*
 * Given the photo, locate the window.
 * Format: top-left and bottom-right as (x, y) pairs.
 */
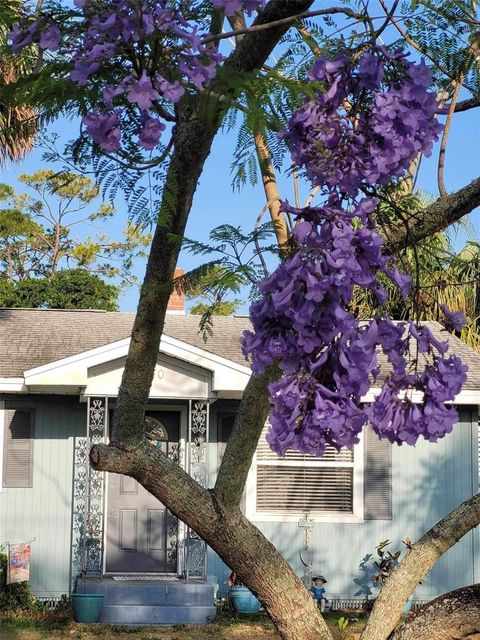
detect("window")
(246, 425), (364, 522)
(3, 409), (35, 488)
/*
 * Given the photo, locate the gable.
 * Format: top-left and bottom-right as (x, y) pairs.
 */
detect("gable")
(86, 354), (211, 399)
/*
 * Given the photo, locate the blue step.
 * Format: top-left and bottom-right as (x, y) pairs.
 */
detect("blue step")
(99, 604), (216, 625)
(76, 578), (216, 625)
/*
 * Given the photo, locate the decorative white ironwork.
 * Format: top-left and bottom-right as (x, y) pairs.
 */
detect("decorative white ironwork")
(71, 397), (107, 588)
(185, 400), (209, 580)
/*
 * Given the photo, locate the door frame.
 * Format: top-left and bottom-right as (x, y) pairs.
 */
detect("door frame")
(102, 403), (188, 576)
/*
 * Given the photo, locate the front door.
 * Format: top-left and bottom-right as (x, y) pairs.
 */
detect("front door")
(105, 411), (180, 573)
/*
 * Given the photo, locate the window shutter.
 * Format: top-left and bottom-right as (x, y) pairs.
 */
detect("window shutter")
(3, 409), (35, 488)
(364, 425), (391, 520)
(217, 414), (235, 469)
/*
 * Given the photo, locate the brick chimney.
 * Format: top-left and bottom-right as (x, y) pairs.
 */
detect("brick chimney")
(167, 268), (185, 315)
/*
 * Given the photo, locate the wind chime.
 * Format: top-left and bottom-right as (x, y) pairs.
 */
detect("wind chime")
(298, 511), (316, 589)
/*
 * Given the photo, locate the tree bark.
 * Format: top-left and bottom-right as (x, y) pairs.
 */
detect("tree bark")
(254, 131), (289, 247)
(389, 584), (480, 640)
(91, 439), (333, 640)
(389, 176), (480, 252)
(361, 493), (480, 640)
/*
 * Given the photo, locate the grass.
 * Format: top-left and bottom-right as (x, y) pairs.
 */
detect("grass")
(0, 610), (367, 640)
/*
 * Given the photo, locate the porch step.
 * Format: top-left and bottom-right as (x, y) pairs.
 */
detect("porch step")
(99, 604), (216, 625)
(76, 578), (216, 625)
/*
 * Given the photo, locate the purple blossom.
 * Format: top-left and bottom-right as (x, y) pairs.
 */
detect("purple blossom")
(39, 24), (61, 51)
(127, 71), (159, 110)
(213, 0), (265, 16)
(440, 305), (466, 332)
(242, 50), (466, 457)
(8, 21), (38, 53)
(138, 116), (166, 150)
(83, 111), (121, 152)
(156, 75), (185, 102)
(70, 60), (100, 85)
(103, 84), (125, 106)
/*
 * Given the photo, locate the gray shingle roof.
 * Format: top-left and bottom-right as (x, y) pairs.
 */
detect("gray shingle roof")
(1, 309), (480, 390)
(0, 308), (251, 377)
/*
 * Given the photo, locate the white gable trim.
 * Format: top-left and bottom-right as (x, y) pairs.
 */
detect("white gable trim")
(0, 378), (27, 392)
(20, 334), (250, 394)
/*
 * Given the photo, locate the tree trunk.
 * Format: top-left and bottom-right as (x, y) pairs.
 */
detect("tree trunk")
(91, 438), (333, 640)
(361, 493), (480, 640)
(389, 584), (480, 640)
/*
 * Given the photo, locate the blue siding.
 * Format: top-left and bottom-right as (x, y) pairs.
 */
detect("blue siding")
(1, 395), (477, 602)
(0, 396), (85, 597)
(210, 409), (478, 600)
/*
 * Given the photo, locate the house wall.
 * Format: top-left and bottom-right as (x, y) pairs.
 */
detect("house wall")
(0, 395), (85, 598)
(208, 406), (480, 601)
(0, 394), (477, 602)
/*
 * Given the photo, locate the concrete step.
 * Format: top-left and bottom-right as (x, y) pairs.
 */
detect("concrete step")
(99, 604), (217, 625)
(77, 580), (214, 606)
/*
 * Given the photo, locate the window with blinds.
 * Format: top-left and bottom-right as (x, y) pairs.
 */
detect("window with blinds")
(254, 427), (355, 515)
(3, 409), (35, 488)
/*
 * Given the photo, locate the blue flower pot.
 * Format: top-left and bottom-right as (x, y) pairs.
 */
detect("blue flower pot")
(229, 585), (261, 613)
(71, 593), (104, 623)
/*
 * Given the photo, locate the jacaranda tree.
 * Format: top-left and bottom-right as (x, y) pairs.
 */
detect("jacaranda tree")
(7, 2), (480, 639)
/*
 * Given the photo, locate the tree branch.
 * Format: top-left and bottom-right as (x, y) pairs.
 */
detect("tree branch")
(201, 6), (366, 45)
(361, 492), (480, 640)
(389, 176), (480, 252)
(454, 95), (480, 113)
(90, 440), (217, 531)
(111, 0), (315, 444)
(389, 584), (480, 640)
(254, 130), (289, 247)
(214, 365), (278, 509)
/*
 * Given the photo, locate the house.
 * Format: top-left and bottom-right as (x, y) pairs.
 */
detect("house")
(0, 304), (479, 624)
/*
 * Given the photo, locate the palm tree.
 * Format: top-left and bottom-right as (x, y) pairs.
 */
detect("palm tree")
(353, 232), (480, 351)
(0, 0), (38, 165)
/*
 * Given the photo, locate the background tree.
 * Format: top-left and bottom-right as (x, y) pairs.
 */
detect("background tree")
(0, 269), (119, 310)
(0, 169), (150, 285)
(7, 2), (480, 640)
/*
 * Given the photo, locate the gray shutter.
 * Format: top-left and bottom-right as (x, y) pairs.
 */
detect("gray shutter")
(3, 409), (35, 488)
(217, 414), (235, 469)
(364, 425), (392, 520)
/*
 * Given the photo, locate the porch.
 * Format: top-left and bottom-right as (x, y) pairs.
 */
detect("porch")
(71, 396), (217, 624)
(76, 577), (216, 625)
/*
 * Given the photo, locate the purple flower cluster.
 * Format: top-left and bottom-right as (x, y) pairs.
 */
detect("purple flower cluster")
(8, 0), (264, 153)
(282, 52), (443, 196)
(213, 0), (265, 16)
(243, 51), (467, 456)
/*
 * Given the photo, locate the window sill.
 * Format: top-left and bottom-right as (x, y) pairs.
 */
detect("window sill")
(247, 512), (365, 524)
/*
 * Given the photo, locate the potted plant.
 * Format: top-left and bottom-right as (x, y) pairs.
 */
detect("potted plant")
(71, 569), (104, 623)
(362, 539), (417, 614)
(227, 571), (261, 614)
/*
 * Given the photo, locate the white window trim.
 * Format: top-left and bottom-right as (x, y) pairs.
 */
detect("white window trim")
(0, 401), (4, 493)
(245, 429), (364, 524)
